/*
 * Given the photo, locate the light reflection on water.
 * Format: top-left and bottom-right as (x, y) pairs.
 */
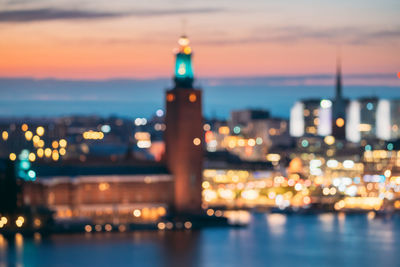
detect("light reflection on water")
(1, 213), (400, 267)
(266, 214), (287, 236)
(224, 210), (251, 225)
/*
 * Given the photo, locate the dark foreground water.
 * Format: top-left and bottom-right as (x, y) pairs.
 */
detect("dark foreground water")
(1, 213), (400, 267)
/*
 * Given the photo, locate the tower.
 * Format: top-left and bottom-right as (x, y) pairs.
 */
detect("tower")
(165, 36), (203, 214)
(331, 56), (347, 140)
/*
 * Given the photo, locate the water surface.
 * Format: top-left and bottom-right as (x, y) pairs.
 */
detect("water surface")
(1, 213), (399, 267)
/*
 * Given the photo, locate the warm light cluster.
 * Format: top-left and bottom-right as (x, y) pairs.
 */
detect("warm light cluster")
(83, 130), (104, 140)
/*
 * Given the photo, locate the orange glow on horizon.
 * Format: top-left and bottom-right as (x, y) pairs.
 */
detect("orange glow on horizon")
(0, 35), (398, 80)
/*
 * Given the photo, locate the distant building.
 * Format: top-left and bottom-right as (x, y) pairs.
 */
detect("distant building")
(230, 109), (270, 127)
(331, 58), (348, 140)
(390, 100), (400, 139)
(359, 97), (379, 140)
(289, 58), (400, 143)
(290, 99), (331, 137)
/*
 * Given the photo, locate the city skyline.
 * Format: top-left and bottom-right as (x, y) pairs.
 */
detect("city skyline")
(0, 0), (399, 79)
(1, 73), (399, 119)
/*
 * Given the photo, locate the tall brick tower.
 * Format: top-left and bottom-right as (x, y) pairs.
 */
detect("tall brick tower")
(165, 36), (203, 214)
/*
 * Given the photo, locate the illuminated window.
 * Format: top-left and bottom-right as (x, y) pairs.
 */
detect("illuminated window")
(189, 93), (197, 102)
(167, 93), (175, 102)
(98, 183), (110, 191)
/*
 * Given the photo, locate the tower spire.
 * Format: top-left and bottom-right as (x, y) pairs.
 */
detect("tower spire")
(335, 51), (342, 100)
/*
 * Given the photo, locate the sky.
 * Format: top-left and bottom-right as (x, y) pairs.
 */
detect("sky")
(0, 0), (399, 79)
(0, 0), (399, 118)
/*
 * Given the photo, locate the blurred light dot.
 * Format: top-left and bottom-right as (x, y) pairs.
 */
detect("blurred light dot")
(59, 148), (66, 156)
(27, 170), (36, 180)
(101, 125), (111, 133)
(105, 224), (112, 232)
(36, 126), (45, 136)
(52, 141), (59, 149)
(156, 109), (164, 117)
(37, 148), (44, 158)
(301, 140), (309, 147)
(189, 93), (197, 102)
(9, 153), (16, 161)
(133, 209), (141, 217)
(336, 118), (345, 128)
(203, 124), (211, 131)
(21, 124), (28, 132)
(320, 99), (332, 109)
(84, 225), (92, 232)
(193, 138), (201, 146)
(157, 222), (166, 230)
(2, 131), (8, 141)
(184, 221), (192, 229)
(59, 139), (67, 148)
(28, 152), (36, 162)
(25, 131), (33, 141)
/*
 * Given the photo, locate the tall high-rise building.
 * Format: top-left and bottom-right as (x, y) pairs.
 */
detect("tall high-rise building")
(331, 57), (347, 140)
(390, 100), (400, 139)
(165, 36), (203, 214)
(290, 99), (332, 137)
(359, 97), (379, 140)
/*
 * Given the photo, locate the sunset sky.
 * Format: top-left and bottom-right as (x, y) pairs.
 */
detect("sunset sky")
(1, 0), (399, 79)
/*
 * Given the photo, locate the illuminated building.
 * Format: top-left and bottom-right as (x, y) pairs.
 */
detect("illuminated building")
(165, 35), (203, 214)
(290, 102), (304, 137)
(346, 100), (361, 143)
(359, 97), (379, 140)
(390, 100), (400, 139)
(302, 100), (321, 136)
(225, 109), (290, 161)
(22, 161), (172, 223)
(290, 99), (331, 137)
(376, 99), (391, 140)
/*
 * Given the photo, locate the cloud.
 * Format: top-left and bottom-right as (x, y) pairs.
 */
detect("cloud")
(201, 73), (400, 87)
(199, 26), (400, 46)
(0, 8), (126, 22)
(0, 7), (223, 23)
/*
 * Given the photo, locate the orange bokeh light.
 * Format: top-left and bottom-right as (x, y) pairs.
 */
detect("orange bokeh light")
(336, 118), (345, 128)
(167, 93), (175, 102)
(189, 93), (197, 102)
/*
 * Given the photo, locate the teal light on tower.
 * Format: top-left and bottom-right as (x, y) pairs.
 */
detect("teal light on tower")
(174, 36), (194, 88)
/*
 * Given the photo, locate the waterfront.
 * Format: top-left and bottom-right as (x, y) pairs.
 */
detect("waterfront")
(1, 213), (400, 267)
